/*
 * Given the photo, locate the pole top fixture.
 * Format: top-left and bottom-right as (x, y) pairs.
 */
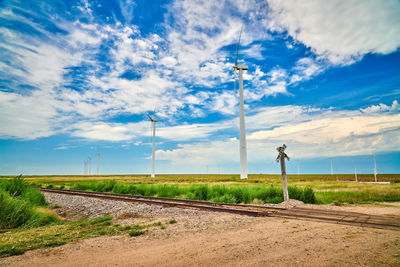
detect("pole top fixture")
(276, 144), (290, 162)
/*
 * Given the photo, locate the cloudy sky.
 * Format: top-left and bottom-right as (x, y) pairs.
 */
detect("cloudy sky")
(0, 0), (399, 175)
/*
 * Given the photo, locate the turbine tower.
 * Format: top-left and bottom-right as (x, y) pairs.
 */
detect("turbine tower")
(97, 149), (100, 175)
(373, 153), (377, 182)
(88, 157), (92, 175)
(233, 27), (248, 179)
(148, 112), (158, 178)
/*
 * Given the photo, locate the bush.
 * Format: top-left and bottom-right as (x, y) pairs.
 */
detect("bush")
(302, 187), (316, 204)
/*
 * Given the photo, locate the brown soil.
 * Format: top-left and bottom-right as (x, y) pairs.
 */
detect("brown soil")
(1, 203), (400, 267)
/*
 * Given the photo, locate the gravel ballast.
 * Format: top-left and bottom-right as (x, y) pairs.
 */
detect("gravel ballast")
(44, 192), (215, 219)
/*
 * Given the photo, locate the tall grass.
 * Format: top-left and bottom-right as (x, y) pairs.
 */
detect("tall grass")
(70, 181), (316, 204)
(316, 190), (400, 204)
(0, 177), (58, 229)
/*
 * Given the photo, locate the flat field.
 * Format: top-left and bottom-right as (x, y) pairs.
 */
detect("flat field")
(2, 173), (399, 204)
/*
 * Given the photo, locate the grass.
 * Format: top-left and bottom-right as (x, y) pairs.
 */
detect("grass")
(2, 173), (399, 184)
(0, 176), (58, 229)
(64, 181), (316, 204)
(3, 173), (400, 205)
(0, 215), (167, 258)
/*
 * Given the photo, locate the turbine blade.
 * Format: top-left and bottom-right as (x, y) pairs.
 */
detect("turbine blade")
(234, 26), (243, 67)
(147, 114), (154, 121)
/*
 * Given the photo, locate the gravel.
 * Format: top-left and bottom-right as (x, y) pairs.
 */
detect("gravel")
(44, 192), (212, 220)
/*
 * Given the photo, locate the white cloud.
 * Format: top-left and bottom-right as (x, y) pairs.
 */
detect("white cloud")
(156, 102), (400, 165)
(242, 43), (265, 60)
(70, 121), (148, 141)
(267, 0), (400, 64)
(157, 139), (238, 165)
(361, 100), (399, 113)
(289, 57), (323, 84)
(0, 91), (61, 139)
(70, 119), (233, 142)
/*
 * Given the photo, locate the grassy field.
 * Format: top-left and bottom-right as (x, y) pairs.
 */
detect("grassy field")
(0, 177), (173, 257)
(0, 214), (170, 257)
(2, 173), (399, 184)
(1, 173), (398, 205)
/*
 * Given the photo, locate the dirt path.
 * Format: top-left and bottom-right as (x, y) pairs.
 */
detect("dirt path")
(2, 204), (400, 266)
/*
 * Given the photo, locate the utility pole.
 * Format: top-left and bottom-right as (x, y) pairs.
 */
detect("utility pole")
(276, 144), (290, 201)
(373, 154), (377, 182)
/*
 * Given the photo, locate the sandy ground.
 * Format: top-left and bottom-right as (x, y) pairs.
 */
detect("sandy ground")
(1, 203), (400, 267)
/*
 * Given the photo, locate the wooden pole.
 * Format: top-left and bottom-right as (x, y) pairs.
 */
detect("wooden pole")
(280, 154), (289, 201)
(276, 144), (289, 201)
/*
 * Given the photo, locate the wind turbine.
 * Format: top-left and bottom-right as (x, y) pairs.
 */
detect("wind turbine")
(88, 156), (92, 175)
(148, 111), (158, 178)
(233, 27), (248, 179)
(373, 153), (377, 182)
(97, 149), (100, 175)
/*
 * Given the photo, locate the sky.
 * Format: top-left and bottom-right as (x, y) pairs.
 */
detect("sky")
(0, 0), (399, 175)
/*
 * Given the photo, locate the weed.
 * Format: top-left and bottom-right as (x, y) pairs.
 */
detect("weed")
(152, 221), (162, 227)
(122, 225), (132, 230)
(50, 204), (62, 209)
(128, 230), (147, 237)
(169, 219), (177, 224)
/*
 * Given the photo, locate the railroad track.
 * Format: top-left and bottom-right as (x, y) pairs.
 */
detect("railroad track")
(40, 188), (400, 231)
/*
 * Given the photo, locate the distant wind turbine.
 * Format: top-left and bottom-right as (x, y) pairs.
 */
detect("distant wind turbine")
(233, 27), (248, 179)
(373, 153), (378, 182)
(97, 149), (100, 175)
(148, 111), (158, 178)
(88, 156), (92, 175)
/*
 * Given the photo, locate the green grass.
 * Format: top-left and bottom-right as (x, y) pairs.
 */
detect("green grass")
(66, 181), (316, 204)
(3, 174), (400, 205)
(128, 229), (147, 236)
(316, 189), (400, 204)
(0, 215), (166, 258)
(0, 177), (58, 229)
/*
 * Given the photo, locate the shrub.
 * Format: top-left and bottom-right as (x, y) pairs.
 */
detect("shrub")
(301, 187), (316, 204)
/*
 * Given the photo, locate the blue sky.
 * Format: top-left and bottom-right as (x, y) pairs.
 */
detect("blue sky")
(0, 0), (399, 175)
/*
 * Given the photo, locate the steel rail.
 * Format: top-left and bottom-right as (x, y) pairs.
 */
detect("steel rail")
(40, 188), (400, 230)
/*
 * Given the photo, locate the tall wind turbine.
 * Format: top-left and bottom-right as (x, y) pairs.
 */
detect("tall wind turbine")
(233, 27), (248, 179)
(148, 111), (158, 178)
